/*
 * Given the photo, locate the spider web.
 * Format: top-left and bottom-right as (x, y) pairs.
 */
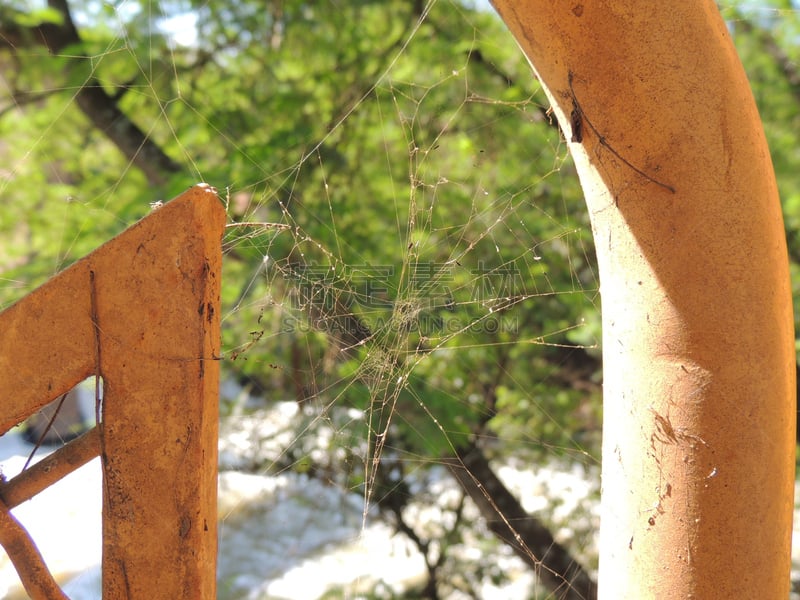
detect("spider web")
(1, 0), (798, 598)
(203, 5), (602, 596)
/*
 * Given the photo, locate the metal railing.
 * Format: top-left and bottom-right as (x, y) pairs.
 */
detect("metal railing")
(0, 184), (224, 599)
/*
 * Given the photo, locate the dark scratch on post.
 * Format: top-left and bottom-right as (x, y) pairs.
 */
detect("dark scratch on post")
(120, 560), (132, 598)
(570, 101), (583, 143)
(89, 271), (102, 426)
(90, 270), (112, 508)
(179, 515), (192, 539)
(567, 70), (676, 194)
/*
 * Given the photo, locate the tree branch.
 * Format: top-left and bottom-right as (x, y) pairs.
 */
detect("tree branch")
(0, 89), (62, 119)
(442, 443), (597, 600)
(0, 0), (181, 185)
(72, 81), (181, 184)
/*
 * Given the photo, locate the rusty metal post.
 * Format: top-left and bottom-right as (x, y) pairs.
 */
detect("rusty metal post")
(490, 2), (795, 597)
(0, 183), (225, 598)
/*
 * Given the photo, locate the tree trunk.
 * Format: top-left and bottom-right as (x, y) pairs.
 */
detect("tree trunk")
(0, 0), (182, 186)
(443, 444), (597, 600)
(490, 2), (795, 597)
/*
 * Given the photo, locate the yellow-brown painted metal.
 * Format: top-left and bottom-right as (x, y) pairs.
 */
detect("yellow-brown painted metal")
(0, 184), (225, 598)
(490, 2), (795, 597)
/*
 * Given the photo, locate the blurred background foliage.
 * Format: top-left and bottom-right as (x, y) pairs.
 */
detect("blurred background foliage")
(1, 0), (799, 596)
